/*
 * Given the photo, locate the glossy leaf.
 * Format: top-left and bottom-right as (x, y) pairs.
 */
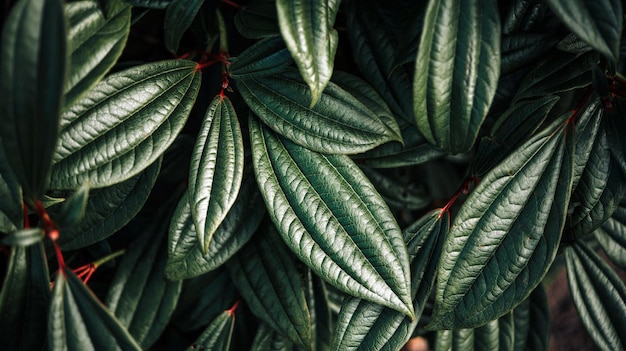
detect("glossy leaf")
(190, 95), (244, 254)
(1, 228), (44, 247)
(596, 201), (626, 269)
(49, 269), (142, 351)
(237, 69), (401, 154)
(57, 158), (161, 250)
(413, 0), (501, 154)
(276, 0), (340, 107)
(166, 170), (265, 280)
(51, 60), (201, 189)
(186, 309), (236, 351)
(566, 241), (626, 350)
(0, 243), (50, 351)
(430, 116), (574, 329)
(229, 37), (293, 80)
(105, 207), (182, 349)
(502, 0), (549, 35)
(0, 0), (67, 199)
(227, 225), (312, 349)
(249, 117), (414, 318)
(65, 0), (131, 106)
(546, 0), (622, 62)
(501, 34), (555, 76)
(234, 0), (280, 39)
(125, 0), (172, 9)
(164, 0), (205, 53)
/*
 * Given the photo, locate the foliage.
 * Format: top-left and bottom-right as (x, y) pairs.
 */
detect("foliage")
(0, 0), (625, 350)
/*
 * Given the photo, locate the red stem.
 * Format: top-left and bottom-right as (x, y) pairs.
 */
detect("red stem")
(227, 299), (241, 316)
(220, 0), (242, 8)
(439, 177), (478, 217)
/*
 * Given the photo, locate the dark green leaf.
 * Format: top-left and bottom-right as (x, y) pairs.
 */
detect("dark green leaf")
(49, 269), (142, 350)
(430, 115), (574, 329)
(250, 117), (414, 318)
(56, 182), (90, 227)
(557, 33), (594, 54)
(502, 0), (549, 35)
(501, 34), (556, 76)
(498, 312), (515, 351)
(125, 0), (172, 9)
(166, 170), (265, 280)
(0, 146), (22, 233)
(229, 37), (293, 80)
(234, 0), (279, 39)
(361, 167), (430, 211)
(57, 158), (161, 250)
(51, 60), (201, 189)
(276, 0), (340, 107)
(413, 0), (501, 154)
(0, 0), (67, 199)
(525, 286), (550, 351)
(187, 309), (236, 351)
(164, 0), (205, 53)
(237, 69), (401, 154)
(435, 328), (474, 351)
(227, 225), (312, 349)
(0, 243), (50, 351)
(65, 0), (131, 106)
(566, 241), (626, 350)
(596, 201), (626, 269)
(304, 271), (334, 351)
(251, 323), (299, 351)
(546, 0), (622, 62)
(189, 95), (244, 254)
(105, 208), (182, 349)
(1, 228), (44, 246)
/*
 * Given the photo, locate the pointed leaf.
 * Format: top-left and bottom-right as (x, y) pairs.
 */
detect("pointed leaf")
(49, 269), (142, 351)
(164, 0), (205, 53)
(0, 243), (50, 351)
(65, 0), (131, 106)
(413, 0), (501, 154)
(227, 225), (313, 349)
(430, 116), (574, 329)
(566, 241), (626, 350)
(234, 0), (279, 39)
(0, 0), (67, 199)
(596, 201), (626, 269)
(51, 60), (201, 190)
(189, 95), (244, 254)
(249, 116), (414, 318)
(1, 228), (44, 247)
(237, 69), (400, 154)
(187, 309), (235, 351)
(276, 0), (340, 107)
(229, 37), (293, 80)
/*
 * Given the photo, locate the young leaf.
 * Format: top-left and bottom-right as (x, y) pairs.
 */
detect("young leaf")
(189, 95), (244, 254)
(566, 241), (626, 350)
(546, 0), (622, 63)
(51, 60), (201, 190)
(65, 0), (131, 106)
(0, 0), (67, 199)
(164, 0), (205, 53)
(276, 0), (340, 107)
(186, 308), (236, 351)
(430, 115), (574, 329)
(49, 269), (142, 351)
(237, 69), (401, 154)
(234, 0), (280, 39)
(413, 0), (501, 154)
(0, 243), (50, 351)
(249, 116), (414, 318)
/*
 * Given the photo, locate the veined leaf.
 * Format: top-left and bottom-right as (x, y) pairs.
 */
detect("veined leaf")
(229, 37), (293, 80)
(413, 0), (501, 154)
(166, 170), (265, 280)
(596, 201), (626, 269)
(49, 269), (142, 351)
(249, 117), (414, 318)
(0, 0), (67, 199)
(125, 0), (172, 9)
(190, 95), (244, 254)
(227, 225), (312, 349)
(251, 323), (298, 351)
(65, 0), (131, 106)
(546, 0), (622, 62)
(0, 146), (23, 233)
(187, 309), (236, 351)
(105, 207), (182, 349)
(234, 0), (279, 39)
(164, 0), (205, 53)
(57, 158), (161, 250)
(502, 0), (549, 35)
(501, 34), (555, 76)
(237, 69), (400, 154)
(435, 328), (474, 351)
(276, 0), (340, 107)
(361, 167), (430, 211)
(566, 241), (626, 350)
(51, 60), (201, 189)
(430, 115), (574, 329)
(0, 243), (50, 351)
(511, 285), (550, 351)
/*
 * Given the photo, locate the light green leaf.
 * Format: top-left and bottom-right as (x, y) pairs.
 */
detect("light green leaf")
(186, 309), (236, 351)
(49, 269), (142, 351)
(0, 243), (50, 351)
(249, 116), (414, 318)
(276, 0), (340, 107)
(0, 0), (67, 199)
(595, 201), (626, 269)
(237, 69), (400, 154)
(229, 37), (293, 80)
(546, 0), (621, 62)
(65, 0), (131, 106)
(234, 0), (279, 39)
(190, 95), (244, 254)
(51, 60), (201, 190)
(566, 241), (626, 350)
(430, 115), (574, 329)
(413, 0), (501, 154)
(164, 0), (205, 53)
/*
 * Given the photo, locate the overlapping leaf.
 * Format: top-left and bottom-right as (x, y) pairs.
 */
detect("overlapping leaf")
(502, 0), (549, 35)
(413, 0), (501, 154)
(249, 116), (414, 318)
(595, 200), (626, 269)
(361, 167), (430, 211)
(0, 146), (22, 233)
(164, 0), (205, 53)
(234, 0), (279, 39)
(0, 0), (67, 199)
(276, 0), (340, 107)
(500, 34), (555, 76)
(229, 37), (292, 80)
(512, 285), (550, 351)
(65, 0), (131, 106)
(51, 60), (201, 189)
(430, 115), (574, 329)
(566, 241), (626, 350)
(237, 69), (401, 154)
(186, 308), (236, 351)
